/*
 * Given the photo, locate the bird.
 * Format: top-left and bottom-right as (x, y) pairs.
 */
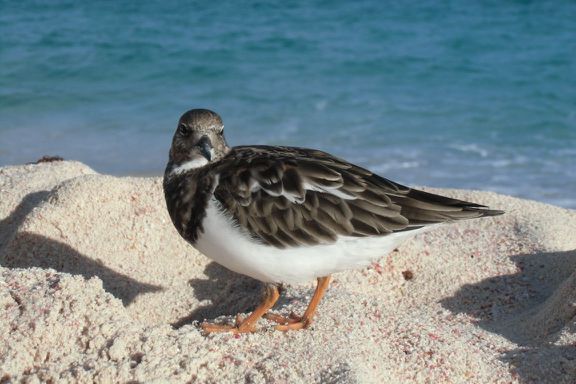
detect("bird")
(163, 108), (504, 334)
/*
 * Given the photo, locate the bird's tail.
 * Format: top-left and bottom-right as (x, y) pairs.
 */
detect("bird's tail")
(391, 188), (504, 225)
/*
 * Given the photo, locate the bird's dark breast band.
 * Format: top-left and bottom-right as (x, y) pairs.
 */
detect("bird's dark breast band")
(163, 170), (216, 243)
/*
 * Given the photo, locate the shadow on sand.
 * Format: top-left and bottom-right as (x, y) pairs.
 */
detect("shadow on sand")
(0, 191), (162, 305)
(441, 249), (576, 383)
(171, 262), (263, 328)
(172, 262), (298, 329)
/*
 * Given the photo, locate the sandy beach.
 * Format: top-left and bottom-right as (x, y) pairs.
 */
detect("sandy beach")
(1, 160), (575, 383)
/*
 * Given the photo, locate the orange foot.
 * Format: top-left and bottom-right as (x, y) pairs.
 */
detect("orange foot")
(263, 312), (300, 325)
(201, 315), (257, 334)
(265, 312), (312, 331)
(201, 276), (332, 334)
(201, 286), (280, 335)
(263, 276), (332, 332)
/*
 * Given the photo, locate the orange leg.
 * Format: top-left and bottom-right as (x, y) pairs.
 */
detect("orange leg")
(266, 276), (331, 331)
(201, 284), (280, 334)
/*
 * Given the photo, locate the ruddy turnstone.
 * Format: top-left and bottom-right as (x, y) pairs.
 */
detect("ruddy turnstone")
(163, 109), (503, 334)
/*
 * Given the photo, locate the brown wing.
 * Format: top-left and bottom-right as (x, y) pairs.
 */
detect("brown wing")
(210, 146), (503, 248)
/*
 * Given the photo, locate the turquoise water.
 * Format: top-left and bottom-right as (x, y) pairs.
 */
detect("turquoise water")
(1, 1), (575, 208)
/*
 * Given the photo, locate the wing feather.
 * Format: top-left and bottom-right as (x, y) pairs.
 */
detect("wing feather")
(210, 146), (503, 248)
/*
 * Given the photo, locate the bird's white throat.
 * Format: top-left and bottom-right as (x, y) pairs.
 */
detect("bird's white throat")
(170, 157), (209, 176)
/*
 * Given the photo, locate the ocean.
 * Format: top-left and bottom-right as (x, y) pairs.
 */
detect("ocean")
(1, 1), (575, 208)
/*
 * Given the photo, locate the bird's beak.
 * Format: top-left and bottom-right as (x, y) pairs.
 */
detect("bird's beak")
(197, 135), (213, 161)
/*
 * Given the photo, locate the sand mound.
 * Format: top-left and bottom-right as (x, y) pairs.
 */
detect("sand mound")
(1, 161), (575, 383)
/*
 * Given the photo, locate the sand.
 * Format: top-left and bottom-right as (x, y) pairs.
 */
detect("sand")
(1, 160), (575, 383)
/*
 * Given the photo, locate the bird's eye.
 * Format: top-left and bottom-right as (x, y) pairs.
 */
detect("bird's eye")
(177, 124), (188, 136)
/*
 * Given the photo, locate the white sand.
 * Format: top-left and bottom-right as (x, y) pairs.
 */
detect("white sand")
(1, 161), (575, 383)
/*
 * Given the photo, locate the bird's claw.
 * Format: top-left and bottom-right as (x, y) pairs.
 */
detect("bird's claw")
(263, 312), (301, 325)
(263, 312), (311, 331)
(201, 319), (257, 334)
(275, 318), (311, 331)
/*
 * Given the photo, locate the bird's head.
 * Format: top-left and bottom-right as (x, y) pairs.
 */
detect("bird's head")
(167, 109), (229, 174)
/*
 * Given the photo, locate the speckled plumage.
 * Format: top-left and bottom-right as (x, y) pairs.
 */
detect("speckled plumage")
(164, 110), (502, 256)
(162, 108), (503, 332)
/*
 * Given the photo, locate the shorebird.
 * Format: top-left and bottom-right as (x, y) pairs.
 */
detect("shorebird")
(163, 109), (503, 334)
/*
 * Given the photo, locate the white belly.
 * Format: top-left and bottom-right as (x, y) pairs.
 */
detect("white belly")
(194, 199), (425, 284)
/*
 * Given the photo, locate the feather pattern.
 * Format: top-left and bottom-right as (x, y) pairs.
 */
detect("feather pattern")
(164, 109), (505, 285)
(205, 145), (503, 248)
